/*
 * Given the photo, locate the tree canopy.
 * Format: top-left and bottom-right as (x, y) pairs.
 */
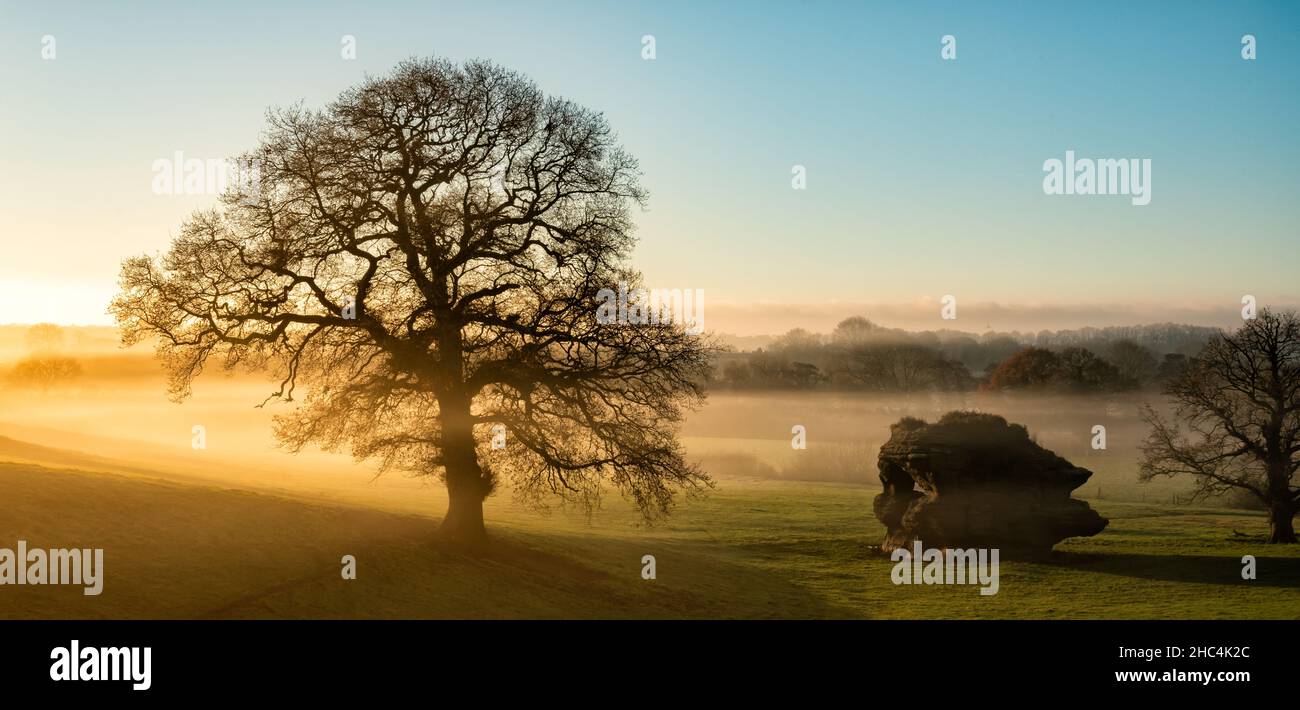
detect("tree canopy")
(1140, 309), (1300, 543)
(112, 57), (716, 541)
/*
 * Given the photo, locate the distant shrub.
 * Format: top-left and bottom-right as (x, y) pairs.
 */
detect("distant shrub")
(983, 346), (1134, 392)
(9, 355), (83, 390)
(983, 347), (1062, 391)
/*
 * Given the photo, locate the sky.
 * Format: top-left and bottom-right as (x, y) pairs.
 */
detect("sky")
(1, 0), (1297, 334)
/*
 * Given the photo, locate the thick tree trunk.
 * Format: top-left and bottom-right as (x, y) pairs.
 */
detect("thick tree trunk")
(431, 310), (493, 543)
(1267, 504), (1297, 544)
(441, 480), (486, 542)
(437, 386), (491, 544)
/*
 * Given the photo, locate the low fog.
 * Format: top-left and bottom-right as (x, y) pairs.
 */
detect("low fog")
(0, 325), (1209, 519)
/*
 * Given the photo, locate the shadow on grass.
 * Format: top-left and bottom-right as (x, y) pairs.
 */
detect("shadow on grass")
(225, 525), (849, 620)
(1054, 551), (1300, 587)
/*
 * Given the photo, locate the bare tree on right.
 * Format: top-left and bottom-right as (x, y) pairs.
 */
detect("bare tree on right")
(1140, 309), (1300, 543)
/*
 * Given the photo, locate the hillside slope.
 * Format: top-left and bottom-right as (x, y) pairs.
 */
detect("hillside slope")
(1, 453), (1297, 619)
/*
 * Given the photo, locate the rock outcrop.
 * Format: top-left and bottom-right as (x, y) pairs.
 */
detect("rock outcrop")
(874, 411), (1108, 557)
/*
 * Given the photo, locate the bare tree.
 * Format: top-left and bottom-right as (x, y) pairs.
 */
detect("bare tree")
(1105, 339), (1158, 385)
(8, 355), (82, 391)
(111, 58), (716, 542)
(25, 323), (66, 353)
(1140, 309), (1300, 543)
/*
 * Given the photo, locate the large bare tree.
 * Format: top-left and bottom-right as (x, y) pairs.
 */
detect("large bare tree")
(112, 58), (715, 542)
(1140, 309), (1300, 543)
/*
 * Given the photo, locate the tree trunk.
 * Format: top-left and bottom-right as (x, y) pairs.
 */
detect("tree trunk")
(431, 313), (493, 543)
(441, 480), (486, 542)
(437, 387), (491, 544)
(1267, 504), (1297, 544)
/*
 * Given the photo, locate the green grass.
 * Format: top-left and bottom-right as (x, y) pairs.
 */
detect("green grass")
(596, 478), (1300, 619)
(2, 462), (1296, 619)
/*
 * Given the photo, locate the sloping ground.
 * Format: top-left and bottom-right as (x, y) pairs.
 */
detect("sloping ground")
(0, 461), (824, 619)
(0, 447), (1297, 619)
(0, 435), (158, 477)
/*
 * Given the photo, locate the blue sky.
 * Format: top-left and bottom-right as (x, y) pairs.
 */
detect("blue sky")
(1, 0), (1297, 332)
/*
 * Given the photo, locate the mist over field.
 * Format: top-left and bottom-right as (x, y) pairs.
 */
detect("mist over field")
(0, 324), (1204, 511)
(689, 391), (1187, 499)
(3, 321), (1296, 621)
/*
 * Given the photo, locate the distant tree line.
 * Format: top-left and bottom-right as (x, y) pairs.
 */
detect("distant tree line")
(713, 317), (1214, 393)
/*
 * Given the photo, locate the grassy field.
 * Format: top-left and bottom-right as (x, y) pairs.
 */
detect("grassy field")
(2, 460), (1296, 620)
(0, 345), (1294, 619)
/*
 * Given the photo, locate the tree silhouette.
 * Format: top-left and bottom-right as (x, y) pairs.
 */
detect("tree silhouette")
(982, 346), (1060, 391)
(1105, 339), (1158, 385)
(24, 323), (67, 352)
(1056, 347), (1129, 391)
(1140, 309), (1300, 543)
(9, 355), (82, 391)
(11, 324), (81, 391)
(111, 58), (715, 542)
